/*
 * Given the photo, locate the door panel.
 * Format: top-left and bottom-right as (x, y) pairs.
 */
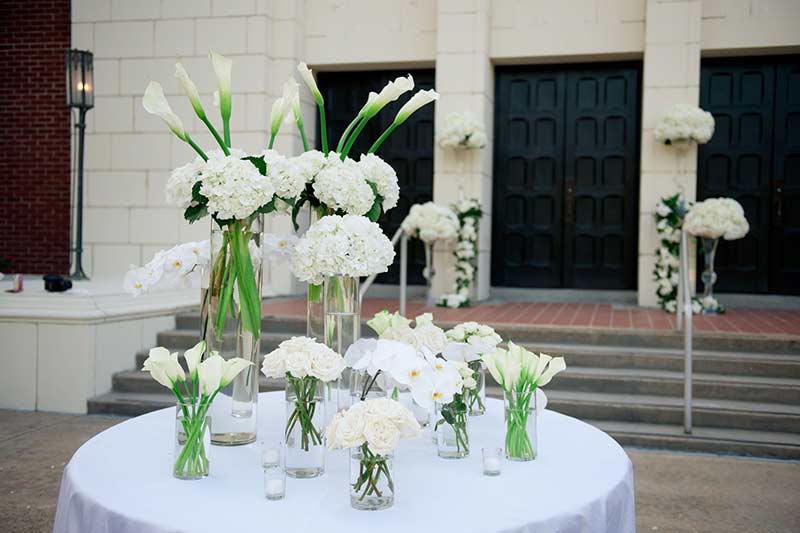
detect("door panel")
(317, 70), (435, 285)
(492, 63), (640, 289)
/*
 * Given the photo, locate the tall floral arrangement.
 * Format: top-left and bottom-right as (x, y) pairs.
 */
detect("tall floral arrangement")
(438, 198), (483, 308)
(683, 198), (749, 241)
(438, 111), (487, 149)
(401, 202), (460, 244)
(654, 104), (715, 145)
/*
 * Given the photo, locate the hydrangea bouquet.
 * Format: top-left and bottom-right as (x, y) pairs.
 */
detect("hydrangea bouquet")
(438, 111), (488, 149)
(654, 104), (715, 146)
(484, 342), (565, 461)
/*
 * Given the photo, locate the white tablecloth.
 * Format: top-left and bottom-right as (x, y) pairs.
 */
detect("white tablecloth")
(54, 392), (635, 533)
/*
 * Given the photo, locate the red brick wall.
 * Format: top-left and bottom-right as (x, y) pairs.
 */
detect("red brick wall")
(0, 0), (72, 274)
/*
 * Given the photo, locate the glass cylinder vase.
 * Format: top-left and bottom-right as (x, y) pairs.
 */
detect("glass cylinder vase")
(465, 363), (486, 416)
(436, 401), (470, 459)
(306, 207), (324, 340)
(350, 445), (394, 511)
(423, 242), (436, 307)
(174, 401), (211, 480)
(284, 378), (325, 478)
(201, 215), (264, 446)
(323, 275), (361, 411)
(700, 237), (719, 314)
(504, 389), (537, 461)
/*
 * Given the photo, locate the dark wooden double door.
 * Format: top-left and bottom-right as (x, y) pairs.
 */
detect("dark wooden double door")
(492, 64), (641, 289)
(698, 56), (800, 294)
(316, 70), (435, 284)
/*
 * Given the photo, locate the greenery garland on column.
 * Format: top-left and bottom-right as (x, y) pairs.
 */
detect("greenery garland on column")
(437, 198), (483, 308)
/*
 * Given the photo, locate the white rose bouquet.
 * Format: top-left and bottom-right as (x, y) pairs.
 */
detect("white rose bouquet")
(290, 214), (395, 285)
(401, 202), (460, 244)
(141, 341), (252, 478)
(143, 51), (276, 341)
(327, 398), (420, 506)
(438, 111), (488, 149)
(484, 342), (565, 461)
(654, 104), (715, 145)
(443, 321), (503, 415)
(683, 197), (749, 241)
(262, 337), (345, 452)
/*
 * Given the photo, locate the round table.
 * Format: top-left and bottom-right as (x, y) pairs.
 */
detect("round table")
(54, 392), (635, 533)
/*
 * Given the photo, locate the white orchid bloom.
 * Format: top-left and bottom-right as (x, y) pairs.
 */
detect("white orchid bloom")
(385, 351), (432, 388)
(142, 81), (187, 141)
(344, 338), (378, 369)
(209, 50), (232, 120)
(174, 62), (205, 119)
(393, 89), (439, 125)
(297, 62), (323, 105)
(182, 340), (205, 380)
(142, 346), (185, 388)
(220, 357), (253, 388)
(360, 75), (414, 118)
(442, 342), (482, 363)
(198, 354), (224, 395)
(411, 370), (460, 411)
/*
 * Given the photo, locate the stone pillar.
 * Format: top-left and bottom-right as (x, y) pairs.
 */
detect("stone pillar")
(637, 0), (702, 307)
(432, 0), (493, 302)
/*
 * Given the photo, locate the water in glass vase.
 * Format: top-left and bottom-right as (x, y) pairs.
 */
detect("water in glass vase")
(436, 400), (469, 459)
(284, 378), (325, 478)
(323, 275), (360, 411)
(504, 389), (537, 461)
(350, 445), (394, 511)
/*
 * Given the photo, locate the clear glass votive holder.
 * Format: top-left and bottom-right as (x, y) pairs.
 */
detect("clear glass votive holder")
(482, 447), (502, 476)
(262, 444), (286, 501)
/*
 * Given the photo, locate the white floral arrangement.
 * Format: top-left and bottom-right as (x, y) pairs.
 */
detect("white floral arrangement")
(290, 214), (395, 284)
(684, 197), (749, 241)
(653, 194), (724, 314)
(438, 198), (483, 308)
(654, 104), (715, 146)
(261, 336), (345, 383)
(124, 241), (210, 295)
(401, 201), (460, 244)
(444, 322), (502, 360)
(326, 398), (421, 455)
(438, 111), (488, 149)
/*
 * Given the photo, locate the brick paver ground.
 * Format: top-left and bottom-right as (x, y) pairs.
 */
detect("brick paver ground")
(265, 298), (800, 337)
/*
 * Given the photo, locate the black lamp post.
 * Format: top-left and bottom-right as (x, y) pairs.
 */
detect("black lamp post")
(66, 49), (94, 280)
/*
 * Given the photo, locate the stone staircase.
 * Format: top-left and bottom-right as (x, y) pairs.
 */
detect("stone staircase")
(88, 310), (800, 459)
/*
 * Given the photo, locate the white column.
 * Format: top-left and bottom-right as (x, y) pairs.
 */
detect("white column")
(433, 0), (493, 301)
(638, 0), (702, 307)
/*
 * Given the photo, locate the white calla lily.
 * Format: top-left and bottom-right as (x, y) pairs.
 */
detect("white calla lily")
(182, 340), (205, 380)
(174, 62), (205, 119)
(220, 357), (253, 388)
(142, 81), (187, 141)
(360, 75), (414, 118)
(297, 62), (323, 105)
(209, 50), (232, 119)
(142, 346), (185, 389)
(393, 89), (439, 125)
(198, 354), (224, 395)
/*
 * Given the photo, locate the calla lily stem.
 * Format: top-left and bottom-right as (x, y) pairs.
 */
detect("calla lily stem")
(368, 122), (398, 154)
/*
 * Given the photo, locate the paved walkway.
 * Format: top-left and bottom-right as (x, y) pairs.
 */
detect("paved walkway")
(265, 298), (800, 337)
(1, 410), (798, 533)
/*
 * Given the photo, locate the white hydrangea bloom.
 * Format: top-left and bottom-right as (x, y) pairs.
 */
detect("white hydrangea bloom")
(267, 154), (305, 200)
(293, 150), (327, 184)
(358, 153), (400, 211)
(684, 197), (749, 241)
(290, 214), (395, 284)
(199, 152), (276, 221)
(312, 154), (375, 215)
(401, 202), (460, 244)
(654, 104), (715, 145)
(165, 157), (204, 209)
(438, 111), (487, 149)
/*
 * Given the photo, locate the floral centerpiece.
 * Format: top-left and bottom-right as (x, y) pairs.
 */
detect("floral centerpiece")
(327, 398), (421, 510)
(124, 241), (210, 295)
(484, 342), (565, 461)
(401, 202), (460, 305)
(438, 111), (488, 149)
(262, 337), (345, 478)
(140, 341), (251, 479)
(438, 198), (483, 308)
(443, 321), (502, 416)
(683, 197), (749, 314)
(431, 360), (474, 458)
(654, 104), (715, 146)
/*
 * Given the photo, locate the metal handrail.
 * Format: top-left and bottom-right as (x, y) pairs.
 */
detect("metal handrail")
(676, 228), (693, 434)
(359, 227), (408, 316)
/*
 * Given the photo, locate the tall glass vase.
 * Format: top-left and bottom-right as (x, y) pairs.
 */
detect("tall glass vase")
(306, 207), (325, 340)
(504, 389), (537, 461)
(201, 215), (263, 446)
(423, 242), (435, 307)
(350, 445), (394, 510)
(284, 378), (325, 478)
(323, 275), (360, 411)
(700, 237), (719, 315)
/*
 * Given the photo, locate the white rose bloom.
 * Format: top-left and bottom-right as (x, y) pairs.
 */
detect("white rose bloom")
(438, 111), (487, 149)
(654, 104), (715, 145)
(333, 409), (367, 448)
(414, 323), (447, 355)
(199, 153), (275, 220)
(401, 202), (460, 244)
(284, 350), (312, 378)
(309, 346), (346, 382)
(684, 197), (749, 241)
(363, 416), (401, 456)
(358, 153), (399, 211)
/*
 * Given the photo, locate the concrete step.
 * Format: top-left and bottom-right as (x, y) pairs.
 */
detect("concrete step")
(112, 369), (285, 394)
(588, 420), (800, 460)
(88, 391), (176, 417)
(156, 329), (291, 352)
(174, 312), (800, 355)
(542, 389), (800, 434)
(556, 367), (800, 405)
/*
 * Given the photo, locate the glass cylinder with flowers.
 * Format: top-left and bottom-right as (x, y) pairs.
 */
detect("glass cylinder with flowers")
(262, 337), (346, 478)
(140, 341), (252, 479)
(327, 398), (421, 511)
(443, 322), (503, 416)
(484, 342), (566, 461)
(432, 361), (476, 459)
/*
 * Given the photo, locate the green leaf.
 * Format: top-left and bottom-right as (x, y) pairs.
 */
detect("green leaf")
(184, 203), (208, 223)
(291, 194), (307, 232)
(244, 155), (267, 175)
